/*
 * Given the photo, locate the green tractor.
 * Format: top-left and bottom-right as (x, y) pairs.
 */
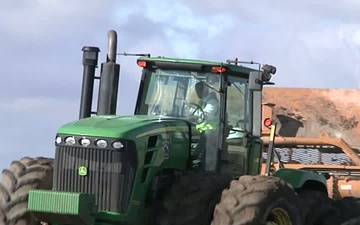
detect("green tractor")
(0, 30), (331, 225)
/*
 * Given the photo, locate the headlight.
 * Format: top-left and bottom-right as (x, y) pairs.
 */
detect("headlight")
(112, 141), (124, 149)
(80, 138), (91, 147)
(65, 136), (76, 145)
(55, 136), (62, 144)
(96, 139), (108, 148)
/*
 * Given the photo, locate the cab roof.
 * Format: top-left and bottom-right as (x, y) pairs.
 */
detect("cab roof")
(137, 56), (257, 75)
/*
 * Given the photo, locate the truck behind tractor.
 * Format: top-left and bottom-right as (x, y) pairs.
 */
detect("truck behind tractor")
(0, 30), (346, 225)
(260, 90), (360, 198)
(260, 91), (360, 224)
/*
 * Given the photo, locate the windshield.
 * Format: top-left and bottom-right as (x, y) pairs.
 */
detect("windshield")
(226, 76), (250, 133)
(137, 68), (221, 122)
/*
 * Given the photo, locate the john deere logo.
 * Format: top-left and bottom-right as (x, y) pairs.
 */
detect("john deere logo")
(78, 166), (88, 176)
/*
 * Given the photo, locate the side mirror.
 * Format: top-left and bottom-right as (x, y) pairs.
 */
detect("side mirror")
(249, 71), (262, 91)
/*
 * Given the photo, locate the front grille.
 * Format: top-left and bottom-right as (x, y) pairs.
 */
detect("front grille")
(53, 140), (137, 212)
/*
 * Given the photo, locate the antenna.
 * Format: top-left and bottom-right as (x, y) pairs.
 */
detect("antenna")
(117, 52), (151, 57)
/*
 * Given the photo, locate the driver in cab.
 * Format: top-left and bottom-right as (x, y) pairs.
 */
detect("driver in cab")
(190, 81), (219, 131)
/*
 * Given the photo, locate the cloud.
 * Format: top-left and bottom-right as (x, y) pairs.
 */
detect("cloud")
(0, 0), (122, 41)
(176, 1), (360, 88)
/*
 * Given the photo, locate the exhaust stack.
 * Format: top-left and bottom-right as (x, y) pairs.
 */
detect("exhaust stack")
(78, 30), (121, 119)
(97, 30), (121, 116)
(79, 46), (100, 119)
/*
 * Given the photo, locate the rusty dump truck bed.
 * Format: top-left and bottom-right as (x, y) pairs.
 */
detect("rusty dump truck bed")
(263, 87), (360, 148)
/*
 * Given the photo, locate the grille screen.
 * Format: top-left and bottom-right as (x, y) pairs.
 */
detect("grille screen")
(53, 144), (137, 212)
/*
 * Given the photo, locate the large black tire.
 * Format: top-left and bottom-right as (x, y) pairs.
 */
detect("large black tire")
(297, 190), (339, 225)
(342, 217), (360, 225)
(157, 172), (233, 225)
(333, 197), (360, 224)
(211, 175), (303, 225)
(0, 157), (54, 225)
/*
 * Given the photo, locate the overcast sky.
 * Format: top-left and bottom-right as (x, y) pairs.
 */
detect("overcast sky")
(1, 0), (360, 168)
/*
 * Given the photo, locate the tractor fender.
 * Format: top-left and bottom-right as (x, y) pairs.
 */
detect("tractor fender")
(272, 168), (328, 194)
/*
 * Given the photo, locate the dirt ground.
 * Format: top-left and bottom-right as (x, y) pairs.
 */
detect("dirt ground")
(263, 87), (360, 148)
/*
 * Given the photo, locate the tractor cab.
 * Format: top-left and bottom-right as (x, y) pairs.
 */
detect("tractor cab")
(133, 57), (275, 176)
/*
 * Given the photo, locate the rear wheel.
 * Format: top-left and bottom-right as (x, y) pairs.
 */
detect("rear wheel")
(0, 157), (54, 225)
(342, 217), (360, 225)
(157, 172), (233, 225)
(333, 197), (360, 224)
(297, 190), (338, 225)
(211, 175), (303, 225)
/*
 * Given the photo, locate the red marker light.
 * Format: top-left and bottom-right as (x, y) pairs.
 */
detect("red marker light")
(264, 118), (272, 127)
(137, 61), (147, 67)
(211, 66), (226, 73)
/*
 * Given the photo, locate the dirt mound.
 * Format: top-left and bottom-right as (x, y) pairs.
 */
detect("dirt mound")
(263, 88), (360, 147)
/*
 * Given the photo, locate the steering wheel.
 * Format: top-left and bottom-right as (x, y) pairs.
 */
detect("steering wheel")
(185, 102), (206, 124)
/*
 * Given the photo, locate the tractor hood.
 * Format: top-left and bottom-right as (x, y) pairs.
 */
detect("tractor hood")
(57, 115), (197, 139)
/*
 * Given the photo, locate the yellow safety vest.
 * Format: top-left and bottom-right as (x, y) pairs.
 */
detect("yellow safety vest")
(195, 93), (219, 132)
(196, 122), (214, 131)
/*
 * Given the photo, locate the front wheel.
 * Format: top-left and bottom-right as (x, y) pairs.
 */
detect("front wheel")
(211, 175), (303, 225)
(0, 157), (54, 225)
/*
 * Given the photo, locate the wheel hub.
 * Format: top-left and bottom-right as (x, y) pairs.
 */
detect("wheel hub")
(266, 207), (292, 225)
